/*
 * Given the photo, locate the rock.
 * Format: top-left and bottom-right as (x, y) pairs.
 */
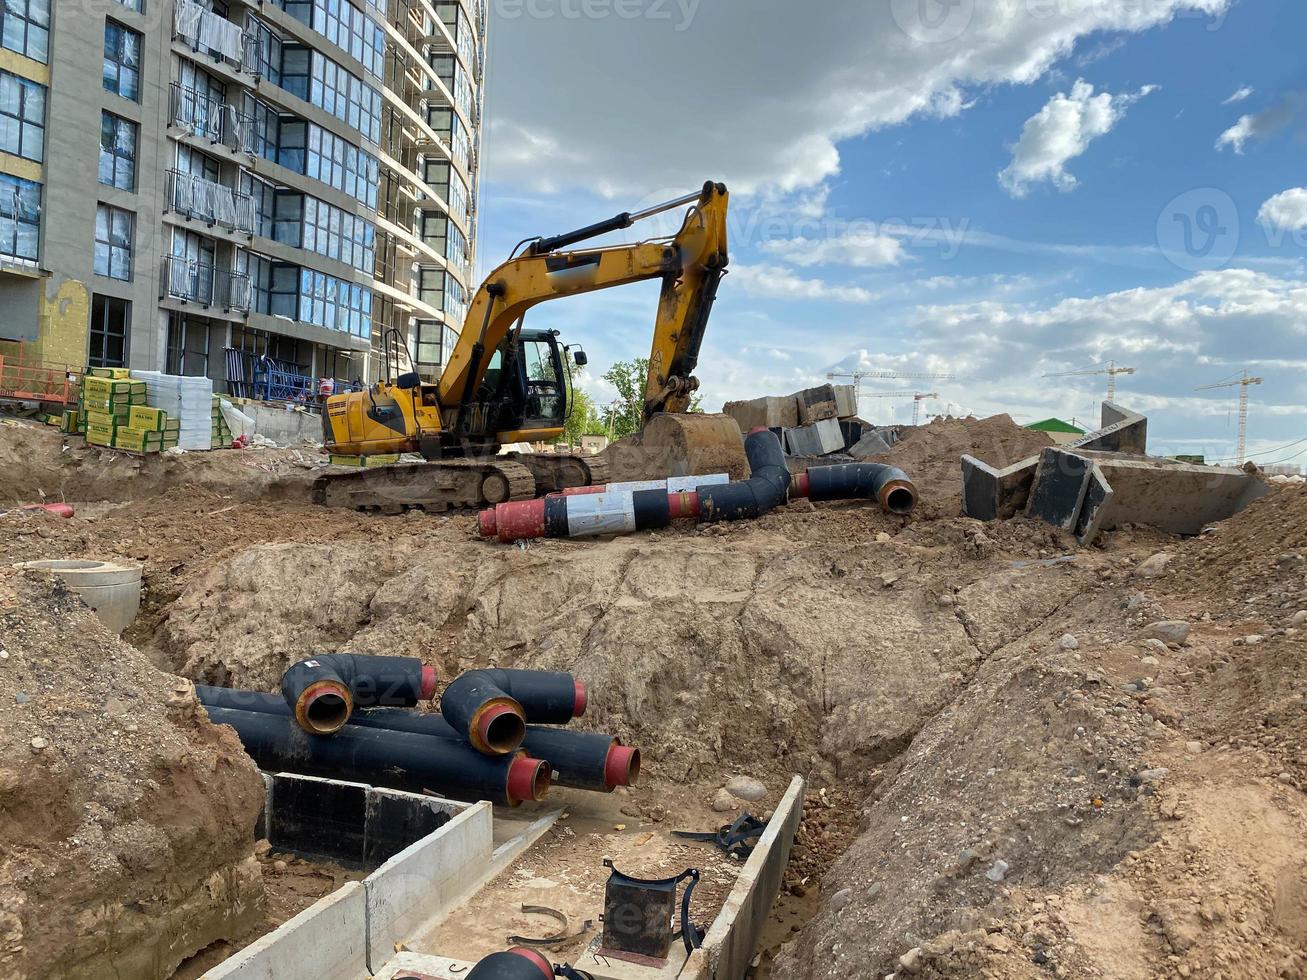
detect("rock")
(1278, 773), (1294, 786)
(1185, 741), (1203, 754)
(29, 736), (48, 753)
(710, 788), (738, 813)
(1142, 621), (1191, 646)
(1058, 634), (1079, 651)
(272, 860), (287, 872)
(898, 947), (923, 974)
(1235, 634), (1264, 646)
(985, 859), (1010, 882)
(725, 776), (767, 802)
(1133, 767), (1170, 785)
(1135, 552), (1174, 578)
(254, 839), (272, 857)
(875, 532), (892, 543)
(880, 572), (901, 589)
(829, 887), (853, 911)
(1291, 610), (1307, 627)
(866, 882), (882, 900)
(1144, 638), (1169, 654)
(14, 692), (30, 704)
(1140, 656), (1160, 667)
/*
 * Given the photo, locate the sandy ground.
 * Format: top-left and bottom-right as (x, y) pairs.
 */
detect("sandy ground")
(0, 417), (1303, 979)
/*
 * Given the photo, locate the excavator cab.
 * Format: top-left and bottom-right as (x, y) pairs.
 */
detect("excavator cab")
(476, 329), (571, 441)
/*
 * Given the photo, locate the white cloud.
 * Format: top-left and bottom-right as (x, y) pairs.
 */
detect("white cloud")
(729, 264), (876, 304)
(483, 0), (1229, 198)
(998, 80), (1158, 197)
(1259, 188), (1307, 231)
(1222, 85), (1254, 105)
(1215, 93), (1306, 153)
(761, 229), (906, 268)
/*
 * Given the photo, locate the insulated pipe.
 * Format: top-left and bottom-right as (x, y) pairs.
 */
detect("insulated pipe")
(280, 654), (436, 735)
(791, 463), (917, 515)
(554, 474), (730, 499)
(202, 704), (550, 806)
(441, 669), (586, 756)
(466, 949), (555, 980)
(479, 475), (729, 537)
(479, 430), (788, 543)
(194, 686), (640, 792)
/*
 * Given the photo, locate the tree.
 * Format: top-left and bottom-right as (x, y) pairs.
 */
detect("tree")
(561, 369), (603, 446)
(601, 358), (704, 440)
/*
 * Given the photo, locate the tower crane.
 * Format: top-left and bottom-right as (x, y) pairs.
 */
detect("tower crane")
(826, 369), (956, 414)
(1196, 370), (1263, 465)
(852, 390), (941, 426)
(1042, 360), (1136, 401)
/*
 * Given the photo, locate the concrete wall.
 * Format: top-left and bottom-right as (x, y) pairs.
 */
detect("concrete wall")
(246, 404), (325, 446)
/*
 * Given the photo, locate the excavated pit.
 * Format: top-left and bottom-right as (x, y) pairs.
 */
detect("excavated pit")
(2, 418), (1304, 979)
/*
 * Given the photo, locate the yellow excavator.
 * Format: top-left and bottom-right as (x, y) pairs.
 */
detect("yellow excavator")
(313, 181), (733, 512)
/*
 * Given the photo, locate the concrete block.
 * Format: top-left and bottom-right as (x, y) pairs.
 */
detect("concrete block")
(364, 789), (459, 866)
(1079, 453), (1269, 536)
(833, 385), (859, 419)
(838, 417), (870, 449)
(269, 775), (368, 866)
(792, 384), (838, 424)
(1070, 401), (1147, 455)
(960, 454), (1040, 521)
(1073, 466), (1115, 545)
(784, 417), (844, 456)
(364, 802), (494, 971)
(849, 430), (891, 459)
(201, 881), (369, 980)
(1025, 449), (1093, 532)
(722, 395), (799, 431)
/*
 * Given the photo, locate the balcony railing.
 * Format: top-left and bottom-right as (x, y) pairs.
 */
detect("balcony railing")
(169, 83), (256, 155)
(174, 0), (248, 71)
(165, 170), (256, 235)
(161, 256), (252, 314)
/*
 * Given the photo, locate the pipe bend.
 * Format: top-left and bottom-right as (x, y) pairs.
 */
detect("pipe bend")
(281, 654), (435, 735)
(441, 668), (585, 756)
(804, 462), (917, 515)
(697, 428), (791, 522)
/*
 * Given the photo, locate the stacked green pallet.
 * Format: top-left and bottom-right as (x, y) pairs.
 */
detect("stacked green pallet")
(211, 395), (233, 449)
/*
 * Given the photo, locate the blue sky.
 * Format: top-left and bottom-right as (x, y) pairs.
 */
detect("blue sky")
(474, 0), (1306, 467)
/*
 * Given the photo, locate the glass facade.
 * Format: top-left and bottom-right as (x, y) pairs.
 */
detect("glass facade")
(94, 203), (134, 281)
(0, 173), (39, 264)
(305, 123), (379, 208)
(267, 264), (372, 338)
(0, 70), (45, 162)
(99, 111), (138, 191)
(274, 193), (375, 273)
(276, 0), (383, 78)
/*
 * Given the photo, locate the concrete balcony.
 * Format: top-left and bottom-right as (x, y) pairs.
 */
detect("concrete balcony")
(161, 256), (252, 314)
(165, 170), (256, 235)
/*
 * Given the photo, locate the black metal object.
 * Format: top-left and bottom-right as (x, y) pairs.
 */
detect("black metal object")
(698, 428), (791, 523)
(201, 704), (546, 807)
(673, 812), (768, 860)
(600, 860), (702, 963)
(506, 905), (593, 948)
(280, 653), (432, 735)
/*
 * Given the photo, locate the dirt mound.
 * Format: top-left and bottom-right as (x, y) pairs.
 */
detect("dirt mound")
(0, 570), (264, 980)
(0, 422), (319, 506)
(876, 415), (1054, 520)
(602, 412), (748, 483)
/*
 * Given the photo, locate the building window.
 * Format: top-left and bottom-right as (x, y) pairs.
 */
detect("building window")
(103, 21), (142, 101)
(417, 268), (443, 310)
(248, 18), (282, 84)
(89, 295), (131, 368)
(276, 0), (383, 78)
(281, 44), (309, 100)
(0, 173), (40, 265)
(0, 0), (49, 64)
(240, 170), (276, 239)
(415, 319), (442, 366)
(94, 204), (134, 281)
(99, 112), (138, 190)
(115, 0), (144, 11)
(306, 52), (380, 144)
(303, 124), (378, 209)
(0, 71), (45, 162)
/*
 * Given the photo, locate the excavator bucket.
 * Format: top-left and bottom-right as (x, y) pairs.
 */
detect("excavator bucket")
(603, 413), (749, 483)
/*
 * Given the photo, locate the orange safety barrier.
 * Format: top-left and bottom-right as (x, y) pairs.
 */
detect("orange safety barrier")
(0, 355), (77, 406)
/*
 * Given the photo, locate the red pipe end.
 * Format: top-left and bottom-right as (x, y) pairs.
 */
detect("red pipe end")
(507, 947), (554, 979)
(419, 665), (437, 701)
(573, 679), (588, 717)
(295, 680), (353, 735)
(561, 485), (606, 497)
(508, 756), (551, 805)
(478, 508), (497, 538)
(25, 503), (75, 518)
(668, 490), (701, 521)
(792, 472), (811, 499)
(474, 701), (527, 755)
(604, 743), (642, 790)
(879, 479), (917, 515)
(495, 499), (548, 543)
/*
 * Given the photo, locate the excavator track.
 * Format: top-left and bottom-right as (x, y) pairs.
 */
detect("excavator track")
(311, 452), (609, 514)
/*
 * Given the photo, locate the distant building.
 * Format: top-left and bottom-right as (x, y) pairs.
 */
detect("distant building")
(0, 0), (486, 401)
(1025, 417), (1086, 445)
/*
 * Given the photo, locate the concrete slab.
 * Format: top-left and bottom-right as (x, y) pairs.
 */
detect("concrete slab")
(1070, 402), (1147, 454)
(784, 417), (844, 456)
(849, 430), (892, 459)
(960, 454), (1040, 522)
(1078, 453), (1269, 536)
(833, 385), (859, 419)
(364, 802), (494, 972)
(1073, 466), (1115, 545)
(1025, 449), (1093, 532)
(682, 776), (807, 980)
(200, 882), (369, 980)
(793, 384), (838, 425)
(722, 395), (799, 431)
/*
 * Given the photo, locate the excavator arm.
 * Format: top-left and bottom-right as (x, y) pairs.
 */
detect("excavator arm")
(437, 181), (730, 433)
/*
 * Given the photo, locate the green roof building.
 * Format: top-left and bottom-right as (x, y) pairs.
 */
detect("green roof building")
(1025, 418), (1087, 445)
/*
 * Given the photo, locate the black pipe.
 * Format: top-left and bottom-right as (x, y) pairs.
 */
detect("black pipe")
(201, 704), (549, 807)
(800, 462), (916, 515)
(466, 948), (555, 980)
(441, 669), (586, 757)
(697, 428), (791, 522)
(195, 687), (639, 792)
(280, 654), (436, 735)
